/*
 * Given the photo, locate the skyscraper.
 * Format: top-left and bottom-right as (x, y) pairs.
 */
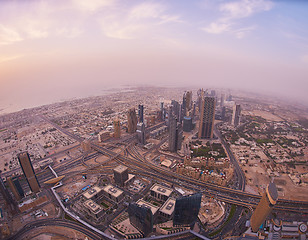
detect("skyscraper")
(173, 193), (202, 227)
(113, 119), (121, 138)
(171, 100), (180, 122)
(17, 152), (40, 193)
(232, 104), (241, 127)
(128, 202), (153, 237)
(250, 183), (278, 232)
(220, 93), (225, 107)
(0, 175), (19, 214)
(160, 102), (165, 120)
(169, 116), (182, 152)
(198, 97), (216, 139)
(7, 177), (24, 201)
(138, 104), (144, 123)
(113, 165), (128, 187)
(137, 122), (146, 145)
(127, 108), (137, 133)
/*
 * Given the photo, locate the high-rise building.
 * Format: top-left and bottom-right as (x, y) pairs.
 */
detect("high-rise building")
(250, 183), (278, 232)
(113, 119), (121, 138)
(198, 97), (216, 139)
(17, 152), (40, 193)
(160, 102), (165, 120)
(127, 108), (138, 133)
(221, 106), (226, 121)
(173, 193), (202, 227)
(7, 177), (24, 201)
(128, 202), (153, 237)
(0, 175), (19, 214)
(138, 104), (144, 123)
(137, 122), (146, 145)
(171, 100), (180, 122)
(232, 104), (241, 127)
(81, 140), (91, 152)
(113, 165), (128, 187)
(183, 116), (193, 132)
(220, 94), (225, 107)
(182, 91), (192, 117)
(169, 116), (182, 152)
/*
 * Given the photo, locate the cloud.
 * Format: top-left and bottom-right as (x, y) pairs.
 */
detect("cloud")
(0, 25), (23, 45)
(202, 22), (231, 34)
(72, 0), (115, 12)
(202, 0), (273, 38)
(220, 0), (273, 19)
(99, 2), (182, 40)
(0, 55), (23, 63)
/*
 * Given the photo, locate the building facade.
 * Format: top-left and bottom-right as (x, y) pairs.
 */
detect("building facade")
(127, 108), (138, 133)
(173, 192), (202, 227)
(250, 183), (278, 232)
(198, 97), (216, 139)
(17, 152), (40, 193)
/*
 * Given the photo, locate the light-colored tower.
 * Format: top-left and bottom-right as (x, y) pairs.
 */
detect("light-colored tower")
(232, 104), (241, 127)
(198, 97), (216, 139)
(81, 139), (91, 152)
(250, 182), (278, 232)
(127, 108), (137, 133)
(113, 119), (121, 138)
(17, 152), (40, 193)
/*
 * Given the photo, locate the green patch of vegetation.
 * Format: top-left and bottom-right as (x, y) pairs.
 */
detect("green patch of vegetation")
(101, 201), (109, 208)
(256, 138), (273, 144)
(64, 213), (79, 222)
(0, 129), (7, 133)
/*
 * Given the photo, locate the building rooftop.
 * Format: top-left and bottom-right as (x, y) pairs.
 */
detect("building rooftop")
(114, 165), (128, 174)
(159, 197), (176, 216)
(84, 200), (103, 214)
(150, 183), (173, 197)
(103, 184), (123, 198)
(83, 186), (102, 199)
(136, 199), (159, 216)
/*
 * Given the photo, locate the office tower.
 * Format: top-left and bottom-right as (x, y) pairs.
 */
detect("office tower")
(183, 116), (193, 132)
(113, 119), (121, 138)
(182, 91), (192, 117)
(220, 94), (225, 107)
(171, 100), (180, 122)
(169, 116), (182, 152)
(138, 104), (144, 123)
(137, 122), (146, 145)
(198, 97), (216, 139)
(127, 108), (138, 133)
(232, 104), (241, 127)
(81, 140), (91, 152)
(160, 102), (165, 120)
(210, 90), (216, 97)
(0, 175), (19, 214)
(250, 183), (278, 232)
(113, 165), (128, 187)
(167, 106), (173, 128)
(7, 177), (24, 201)
(197, 88), (205, 112)
(221, 106), (226, 121)
(128, 202), (153, 237)
(173, 193), (202, 227)
(18, 152), (40, 193)
(192, 103), (196, 117)
(227, 94), (232, 101)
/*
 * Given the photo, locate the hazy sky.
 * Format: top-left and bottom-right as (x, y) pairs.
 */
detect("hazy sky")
(0, 0), (308, 112)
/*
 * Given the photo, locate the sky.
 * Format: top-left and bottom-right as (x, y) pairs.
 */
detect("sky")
(0, 0), (308, 113)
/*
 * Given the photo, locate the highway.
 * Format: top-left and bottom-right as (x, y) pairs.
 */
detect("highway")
(8, 218), (104, 240)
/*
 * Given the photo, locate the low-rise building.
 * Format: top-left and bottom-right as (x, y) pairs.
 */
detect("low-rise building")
(83, 186), (103, 200)
(103, 184), (124, 202)
(84, 200), (104, 219)
(150, 184), (173, 201)
(159, 197), (176, 219)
